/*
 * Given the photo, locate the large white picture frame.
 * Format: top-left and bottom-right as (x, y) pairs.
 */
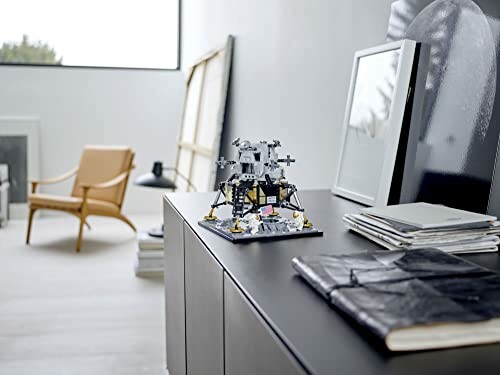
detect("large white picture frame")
(332, 39), (422, 206)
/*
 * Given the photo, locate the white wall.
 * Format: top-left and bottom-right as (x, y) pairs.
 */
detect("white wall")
(0, 0), (395, 216)
(181, 0), (393, 189)
(0, 66), (184, 215)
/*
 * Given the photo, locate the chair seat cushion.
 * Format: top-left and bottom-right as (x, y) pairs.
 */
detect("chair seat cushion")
(28, 193), (120, 215)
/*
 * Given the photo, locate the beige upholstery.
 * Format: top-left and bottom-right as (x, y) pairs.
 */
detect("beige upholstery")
(26, 145), (136, 252)
(29, 193), (120, 214)
(72, 146), (133, 206)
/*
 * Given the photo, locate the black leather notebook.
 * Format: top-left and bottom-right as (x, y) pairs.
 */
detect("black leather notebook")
(292, 248), (500, 351)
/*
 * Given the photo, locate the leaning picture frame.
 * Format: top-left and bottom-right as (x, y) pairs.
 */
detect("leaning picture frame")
(174, 35), (234, 192)
(332, 39), (428, 207)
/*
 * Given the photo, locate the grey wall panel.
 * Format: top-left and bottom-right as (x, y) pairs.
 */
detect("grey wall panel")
(0, 136), (27, 203)
(224, 274), (305, 375)
(164, 198), (186, 375)
(184, 225), (224, 375)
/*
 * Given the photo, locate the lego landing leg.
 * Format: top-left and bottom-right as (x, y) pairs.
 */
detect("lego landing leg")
(204, 190), (223, 221)
(292, 191), (313, 228)
(230, 217), (244, 233)
(204, 207), (217, 221)
(269, 207), (280, 216)
(303, 213), (313, 228)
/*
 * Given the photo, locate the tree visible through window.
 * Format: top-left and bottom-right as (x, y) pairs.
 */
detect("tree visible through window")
(0, 0), (179, 69)
(0, 35), (63, 65)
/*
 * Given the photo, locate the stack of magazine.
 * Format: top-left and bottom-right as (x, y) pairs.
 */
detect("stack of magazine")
(343, 202), (500, 254)
(134, 231), (164, 277)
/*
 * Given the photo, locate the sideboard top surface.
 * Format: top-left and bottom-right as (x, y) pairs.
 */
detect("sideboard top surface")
(164, 190), (500, 375)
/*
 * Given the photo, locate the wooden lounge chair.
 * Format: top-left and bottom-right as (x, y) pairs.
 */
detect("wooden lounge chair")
(26, 145), (136, 251)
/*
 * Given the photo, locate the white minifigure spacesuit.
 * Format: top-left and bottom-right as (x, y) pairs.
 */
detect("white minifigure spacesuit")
(292, 211), (305, 231)
(241, 213), (262, 235)
(248, 214), (262, 235)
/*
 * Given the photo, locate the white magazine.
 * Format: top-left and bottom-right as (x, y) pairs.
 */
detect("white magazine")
(345, 223), (499, 254)
(343, 216), (500, 252)
(344, 214), (500, 244)
(361, 202), (496, 229)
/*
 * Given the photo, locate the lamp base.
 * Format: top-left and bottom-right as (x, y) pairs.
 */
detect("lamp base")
(147, 225), (164, 238)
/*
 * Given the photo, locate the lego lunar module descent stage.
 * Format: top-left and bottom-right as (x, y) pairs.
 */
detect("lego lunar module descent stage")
(198, 138), (323, 242)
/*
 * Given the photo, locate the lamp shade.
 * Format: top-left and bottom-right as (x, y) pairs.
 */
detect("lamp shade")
(134, 161), (177, 189)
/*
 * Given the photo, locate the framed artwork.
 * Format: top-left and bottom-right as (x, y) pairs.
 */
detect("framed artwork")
(174, 35), (234, 192)
(387, 0), (500, 214)
(332, 39), (428, 206)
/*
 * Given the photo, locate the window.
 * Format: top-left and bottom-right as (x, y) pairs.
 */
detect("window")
(0, 0), (179, 69)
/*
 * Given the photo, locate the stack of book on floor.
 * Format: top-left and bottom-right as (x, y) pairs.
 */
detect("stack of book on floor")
(343, 202), (500, 254)
(134, 231), (164, 277)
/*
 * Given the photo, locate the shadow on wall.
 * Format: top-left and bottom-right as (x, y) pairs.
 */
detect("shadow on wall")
(387, 0), (500, 213)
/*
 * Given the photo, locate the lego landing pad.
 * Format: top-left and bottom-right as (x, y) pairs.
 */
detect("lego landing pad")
(198, 216), (323, 243)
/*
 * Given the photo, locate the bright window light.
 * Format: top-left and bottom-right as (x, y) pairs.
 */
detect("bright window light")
(0, 0), (179, 69)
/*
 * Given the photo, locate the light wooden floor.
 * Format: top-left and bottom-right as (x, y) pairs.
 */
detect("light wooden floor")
(0, 214), (167, 375)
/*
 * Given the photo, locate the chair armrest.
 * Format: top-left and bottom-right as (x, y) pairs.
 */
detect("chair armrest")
(30, 166), (78, 193)
(79, 166), (134, 190)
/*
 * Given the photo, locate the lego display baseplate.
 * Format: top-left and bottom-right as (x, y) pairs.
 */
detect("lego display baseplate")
(198, 216), (323, 243)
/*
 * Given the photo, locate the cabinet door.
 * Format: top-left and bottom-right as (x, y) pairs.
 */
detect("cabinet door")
(185, 224), (224, 375)
(164, 198), (186, 375)
(224, 274), (305, 375)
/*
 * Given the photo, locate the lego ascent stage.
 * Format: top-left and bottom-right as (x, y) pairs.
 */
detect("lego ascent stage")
(198, 138), (323, 243)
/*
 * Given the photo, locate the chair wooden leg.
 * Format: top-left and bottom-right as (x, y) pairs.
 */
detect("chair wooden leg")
(118, 214), (136, 232)
(26, 208), (36, 244)
(68, 211), (91, 230)
(76, 215), (86, 252)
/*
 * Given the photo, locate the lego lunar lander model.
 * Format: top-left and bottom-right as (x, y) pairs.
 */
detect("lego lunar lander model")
(198, 138), (322, 242)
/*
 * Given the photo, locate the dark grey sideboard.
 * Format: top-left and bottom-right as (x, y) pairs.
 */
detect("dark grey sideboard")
(163, 190), (500, 375)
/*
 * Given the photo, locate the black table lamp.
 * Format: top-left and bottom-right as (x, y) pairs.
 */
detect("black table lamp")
(135, 161), (177, 190)
(135, 161), (195, 237)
